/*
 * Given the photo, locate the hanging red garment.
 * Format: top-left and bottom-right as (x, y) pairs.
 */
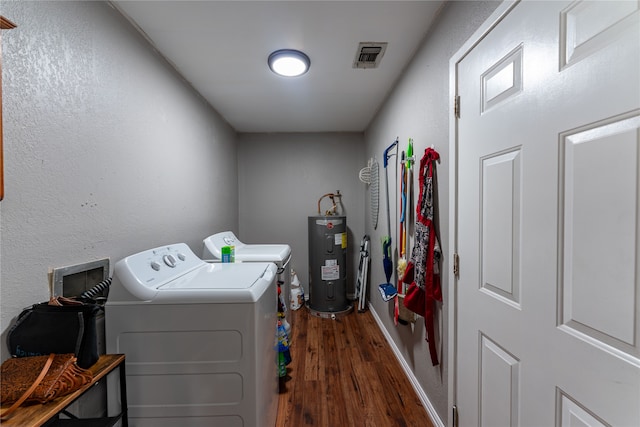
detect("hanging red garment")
(400, 147), (442, 366)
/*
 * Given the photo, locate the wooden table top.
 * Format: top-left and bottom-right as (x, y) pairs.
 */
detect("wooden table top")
(1, 354), (125, 427)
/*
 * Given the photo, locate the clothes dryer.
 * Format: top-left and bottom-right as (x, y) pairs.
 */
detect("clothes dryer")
(105, 243), (278, 427)
(202, 231), (292, 324)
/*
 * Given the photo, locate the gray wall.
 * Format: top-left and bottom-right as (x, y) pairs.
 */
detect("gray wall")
(364, 1), (500, 423)
(0, 1), (238, 361)
(237, 132), (365, 297)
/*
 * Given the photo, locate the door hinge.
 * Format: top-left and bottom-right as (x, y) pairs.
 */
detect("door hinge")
(453, 253), (460, 278)
(454, 95), (460, 119)
(452, 405), (459, 427)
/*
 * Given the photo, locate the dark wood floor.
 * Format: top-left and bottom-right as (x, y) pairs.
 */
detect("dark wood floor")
(276, 305), (436, 427)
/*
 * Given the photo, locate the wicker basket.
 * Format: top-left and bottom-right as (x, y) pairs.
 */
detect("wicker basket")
(397, 294), (417, 323)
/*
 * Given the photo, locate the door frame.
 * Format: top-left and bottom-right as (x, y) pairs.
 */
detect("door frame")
(447, 2), (519, 426)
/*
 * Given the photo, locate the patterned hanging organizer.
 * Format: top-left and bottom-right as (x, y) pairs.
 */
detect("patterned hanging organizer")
(400, 147), (442, 366)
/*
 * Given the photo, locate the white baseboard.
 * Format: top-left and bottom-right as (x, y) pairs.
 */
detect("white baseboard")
(368, 304), (445, 427)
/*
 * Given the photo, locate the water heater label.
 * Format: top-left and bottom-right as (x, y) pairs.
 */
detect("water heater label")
(321, 264), (340, 280)
(334, 232), (347, 248)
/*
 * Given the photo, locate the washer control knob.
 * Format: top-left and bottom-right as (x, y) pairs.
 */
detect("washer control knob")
(177, 253), (186, 261)
(150, 261), (161, 271)
(163, 254), (177, 268)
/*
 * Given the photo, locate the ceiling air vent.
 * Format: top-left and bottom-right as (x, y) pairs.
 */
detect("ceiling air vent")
(353, 42), (388, 69)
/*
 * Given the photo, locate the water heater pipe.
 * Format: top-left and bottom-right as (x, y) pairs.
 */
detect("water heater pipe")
(317, 190), (342, 215)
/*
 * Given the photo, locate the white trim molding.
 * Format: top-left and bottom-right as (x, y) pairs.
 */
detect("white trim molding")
(369, 304), (446, 427)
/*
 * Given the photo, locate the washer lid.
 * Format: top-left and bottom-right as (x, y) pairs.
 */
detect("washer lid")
(159, 262), (269, 289)
(153, 262), (277, 303)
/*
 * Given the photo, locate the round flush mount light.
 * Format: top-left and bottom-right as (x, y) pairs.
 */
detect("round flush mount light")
(268, 49), (310, 77)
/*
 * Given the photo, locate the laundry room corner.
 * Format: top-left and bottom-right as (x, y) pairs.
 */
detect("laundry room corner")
(237, 132), (366, 299)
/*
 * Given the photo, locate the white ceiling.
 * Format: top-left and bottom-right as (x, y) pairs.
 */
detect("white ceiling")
(111, 1), (445, 133)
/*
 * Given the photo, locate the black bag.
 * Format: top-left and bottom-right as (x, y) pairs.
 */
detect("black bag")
(7, 299), (102, 369)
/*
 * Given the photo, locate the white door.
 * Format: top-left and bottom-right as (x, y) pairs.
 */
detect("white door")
(454, 1), (640, 426)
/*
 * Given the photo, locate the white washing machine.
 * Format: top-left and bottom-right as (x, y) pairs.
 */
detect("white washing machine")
(202, 231), (292, 324)
(105, 243), (278, 427)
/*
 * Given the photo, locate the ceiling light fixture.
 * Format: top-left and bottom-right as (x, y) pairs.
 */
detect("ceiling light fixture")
(268, 49), (310, 77)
